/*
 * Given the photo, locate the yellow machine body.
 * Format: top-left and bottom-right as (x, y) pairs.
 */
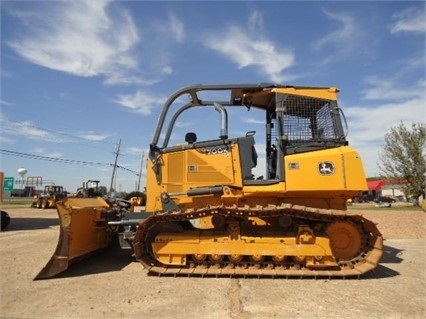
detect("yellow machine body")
(145, 144), (366, 212)
(37, 84), (382, 279)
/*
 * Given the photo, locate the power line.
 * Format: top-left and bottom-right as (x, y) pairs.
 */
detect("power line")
(2, 118), (116, 146)
(0, 149), (108, 166)
(0, 149), (140, 176)
(1, 118), (143, 159)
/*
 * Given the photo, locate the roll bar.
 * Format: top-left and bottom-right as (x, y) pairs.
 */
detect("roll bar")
(150, 83), (276, 152)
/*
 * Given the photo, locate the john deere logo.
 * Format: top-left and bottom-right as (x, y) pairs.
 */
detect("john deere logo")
(318, 162), (335, 175)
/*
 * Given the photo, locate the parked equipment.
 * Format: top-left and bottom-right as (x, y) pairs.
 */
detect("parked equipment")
(31, 185), (67, 209)
(125, 191), (146, 212)
(36, 83), (383, 280)
(74, 180), (100, 198)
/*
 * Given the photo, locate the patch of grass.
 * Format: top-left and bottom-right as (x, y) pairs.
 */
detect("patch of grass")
(0, 197), (34, 209)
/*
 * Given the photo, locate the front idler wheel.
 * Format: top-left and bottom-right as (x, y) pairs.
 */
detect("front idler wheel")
(327, 220), (364, 261)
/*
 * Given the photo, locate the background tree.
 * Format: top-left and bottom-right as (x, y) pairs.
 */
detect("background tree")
(98, 185), (108, 196)
(378, 122), (426, 203)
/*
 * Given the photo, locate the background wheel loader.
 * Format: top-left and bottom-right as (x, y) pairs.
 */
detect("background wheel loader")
(31, 185), (67, 209)
(74, 180), (100, 197)
(36, 83), (383, 280)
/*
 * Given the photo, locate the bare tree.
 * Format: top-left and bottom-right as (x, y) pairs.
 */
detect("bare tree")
(378, 122), (426, 203)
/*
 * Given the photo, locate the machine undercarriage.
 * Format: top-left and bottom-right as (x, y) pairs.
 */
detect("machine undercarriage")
(133, 204), (382, 278)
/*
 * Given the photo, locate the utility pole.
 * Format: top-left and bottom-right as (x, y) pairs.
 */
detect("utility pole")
(136, 151), (144, 192)
(109, 138), (121, 193)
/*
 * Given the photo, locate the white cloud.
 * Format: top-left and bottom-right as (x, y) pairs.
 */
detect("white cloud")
(204, 12), (295, 82)
(0, 135), (14, 144)
(3, 120), (64, 142)
(151, 12), (185, 43)
(390, 6), (426, 34)
(114, 90), (166, 115)
(362, 76), (425, 101)
(348, 75), (425, 144)
(0, 116), (112, 144)
(104, 73), (158, 87)
(142, 13), (185, 77)
(344, 84), (425, 177)
(312, 9), (367, 66)
(241, 117), (264, 125)
(34, 148), (63, 158)
(162, 66), (173, 75)
(7, 0), (141, 85)
(314, 10), (356, 50)
(175, 121), (193, 128)
(168, 13), (185, 43)
(248, 10), (264, 31)
(1, 99), (15, 106)
(76, 132), (110, 142)
(346, 98), (425, 144)
(0, 69), (13, 78)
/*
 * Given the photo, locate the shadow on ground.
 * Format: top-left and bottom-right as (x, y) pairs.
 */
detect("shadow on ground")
(380, 245), (404, 264)
(362, 244), (402, 279)
(2, 217), (59, 231)
(40, 243), (403, 281)
(48, 247), (136, 280)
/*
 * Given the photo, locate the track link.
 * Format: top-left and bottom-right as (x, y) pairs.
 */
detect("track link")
(133, 204), (383, 278)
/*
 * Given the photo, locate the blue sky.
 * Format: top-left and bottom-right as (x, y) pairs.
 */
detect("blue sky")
(1, 0), (425, 193)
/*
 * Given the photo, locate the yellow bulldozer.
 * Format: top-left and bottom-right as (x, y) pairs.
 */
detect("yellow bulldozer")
(36, 83), (383, 280)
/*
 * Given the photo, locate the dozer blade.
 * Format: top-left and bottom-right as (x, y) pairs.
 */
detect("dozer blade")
(35, 197), (112, 280)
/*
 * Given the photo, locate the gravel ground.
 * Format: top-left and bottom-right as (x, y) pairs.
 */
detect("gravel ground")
(0, 207), (425, 319)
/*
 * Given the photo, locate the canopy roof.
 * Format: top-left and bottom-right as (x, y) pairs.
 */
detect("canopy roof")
(367, 180), (385, 190)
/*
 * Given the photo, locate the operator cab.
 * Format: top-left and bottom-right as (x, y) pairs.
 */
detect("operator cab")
(149, 84), (347, 186)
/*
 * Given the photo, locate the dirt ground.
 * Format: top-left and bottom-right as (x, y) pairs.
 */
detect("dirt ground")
(0, 207), (425, 319)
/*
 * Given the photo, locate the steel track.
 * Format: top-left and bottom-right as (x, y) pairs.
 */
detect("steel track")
(133, 204), (383, 278)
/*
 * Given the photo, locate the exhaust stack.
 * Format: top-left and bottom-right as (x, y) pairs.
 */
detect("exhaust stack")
(214, 102), (228, 139)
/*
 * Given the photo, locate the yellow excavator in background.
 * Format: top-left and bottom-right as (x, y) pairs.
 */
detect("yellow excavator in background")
(36, 83), (383, 280)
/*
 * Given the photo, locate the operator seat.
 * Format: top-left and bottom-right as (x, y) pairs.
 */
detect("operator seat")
(185, 132), (197, 144)
(239, 134), (257, 180)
